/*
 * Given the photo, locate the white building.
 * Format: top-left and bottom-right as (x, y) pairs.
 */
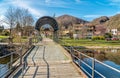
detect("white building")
(111, 29), (117, 35)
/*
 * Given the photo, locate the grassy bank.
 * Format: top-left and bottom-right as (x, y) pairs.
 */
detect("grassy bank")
(0, 36), (9, 39)
(61, 38), (120, 47)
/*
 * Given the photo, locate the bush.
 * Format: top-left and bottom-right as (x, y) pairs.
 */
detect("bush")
(104, 33), (112, 38)
(22, 36), (27, 39)
(2, 30), (10, 36)
(99, 36), (105, 40)
(92, 36), (105, 40)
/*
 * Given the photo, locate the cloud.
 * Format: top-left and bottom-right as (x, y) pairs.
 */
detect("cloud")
(0, 0), (47, 19)
(11, 0), (47, 18)
(75, 0), (81, 3)
(0, 15), (9, 28)
(116, 11), (120, 14)
(95, 1), (107, 6)
(110, 0), (120, 3)
(44, 0), (69, 8)
(109, 0), (120, 7)
(45, 0), (51, 3)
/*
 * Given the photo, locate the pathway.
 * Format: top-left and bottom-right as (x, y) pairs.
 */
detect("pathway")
(18, 38), (83, 78)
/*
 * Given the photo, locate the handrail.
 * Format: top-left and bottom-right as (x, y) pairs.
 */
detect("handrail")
(65, 46), (106, 78)
(59, 39), (120, 78)
(8, 45), (35, 78)
(0, 48), (22, 78)
(64, 46), (120, 78)
(95, 59), (120, 73)
(74, 47), (120, 74)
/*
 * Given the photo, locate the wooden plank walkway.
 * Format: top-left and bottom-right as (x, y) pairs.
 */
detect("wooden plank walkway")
(18, 38), (83, 78)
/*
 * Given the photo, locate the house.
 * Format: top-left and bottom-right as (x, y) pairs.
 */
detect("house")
(72, 23), (95, 39)
(94, 25), (106, 36)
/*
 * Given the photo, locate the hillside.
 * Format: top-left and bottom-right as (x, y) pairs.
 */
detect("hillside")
(91, 16), (109, 25)
(105, 14), (120, 29)
(56, 14), (88, 28)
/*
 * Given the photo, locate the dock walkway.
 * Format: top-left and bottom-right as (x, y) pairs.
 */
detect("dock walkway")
(18, 38), (83, 78)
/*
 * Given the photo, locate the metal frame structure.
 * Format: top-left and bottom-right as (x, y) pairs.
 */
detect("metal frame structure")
(35, 16), (59, 42)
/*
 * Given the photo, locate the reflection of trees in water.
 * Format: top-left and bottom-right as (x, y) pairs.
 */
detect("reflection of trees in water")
(77, 48), (120, 65)
(0, 45), (20, 64)
(0, 54), (19, 64)
(106, 52), (120, 65)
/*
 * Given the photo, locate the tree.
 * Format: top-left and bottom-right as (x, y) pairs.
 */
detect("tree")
(15, 8), (34, 27)
(5, 7), (16, 36)
(0, 25), (4, 33)
(5, 7), (16, 44)
(5, 7), (34, 44)
(14, 8), (34, 36)
(104, 33), (112, 38)
(16, 22), (21, 32)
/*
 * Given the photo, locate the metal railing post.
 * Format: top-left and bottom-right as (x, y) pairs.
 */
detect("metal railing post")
(20, 47), (24, 75)
(79, 52), (81, 67)
(10, 53), (13, 70)
(92, 58), (95, 78)
(70, 46), (74, 61)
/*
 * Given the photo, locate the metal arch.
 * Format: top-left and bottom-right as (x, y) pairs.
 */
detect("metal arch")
(35, 16), (59, 42)
(35, 16), (59, 31)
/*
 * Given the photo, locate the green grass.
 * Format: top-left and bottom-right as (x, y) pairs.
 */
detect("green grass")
(61, 39), (120, 47)
(0, 36), (9, 39)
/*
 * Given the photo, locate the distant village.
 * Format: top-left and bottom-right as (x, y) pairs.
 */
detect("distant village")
(56, 14), (120, 40)
(0, 14), (120, 40)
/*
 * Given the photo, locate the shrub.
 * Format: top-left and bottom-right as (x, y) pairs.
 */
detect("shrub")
(92, 36), (105, 40)
(2, 30), (10, 36)
(104, 33), (112, 38)
(99, 36), (105, 40)
(22, 36), (27, 39)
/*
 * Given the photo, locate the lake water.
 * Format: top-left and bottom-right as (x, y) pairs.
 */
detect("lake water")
(75, 48), (120, 78)
(79, 58), (120, 78)
(0, 64), (8, 78)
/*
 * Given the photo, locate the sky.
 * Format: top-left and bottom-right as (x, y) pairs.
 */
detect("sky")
(0, 0), (120, 28)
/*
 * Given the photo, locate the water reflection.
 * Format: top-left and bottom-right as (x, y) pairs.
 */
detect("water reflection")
(77, 48), (120, 65)
(79, 58), (120, 78)
(0, 64), (8, 78)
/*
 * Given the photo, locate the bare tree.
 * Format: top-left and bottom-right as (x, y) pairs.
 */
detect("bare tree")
(15, 8), (34, 27)
(15, 8), (34, 36)
(5, 7), (16, 44)
(5, 7), (34, 43)
(5, 7), (16, 35)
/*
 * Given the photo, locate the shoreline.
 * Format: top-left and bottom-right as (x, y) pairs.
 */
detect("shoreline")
(83, 46), (120, 49)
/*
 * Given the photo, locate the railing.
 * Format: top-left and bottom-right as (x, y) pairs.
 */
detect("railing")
(64, 47), (120, 78)
(0, 48), (22, 78)
(8, 38), (35, 78)
(0, 37), (34, 78)
(59, 39), (120, 78)
(8, 45), (35, 78)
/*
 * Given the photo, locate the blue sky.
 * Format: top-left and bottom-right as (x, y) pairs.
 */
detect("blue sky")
(0, 0), (120, 22)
